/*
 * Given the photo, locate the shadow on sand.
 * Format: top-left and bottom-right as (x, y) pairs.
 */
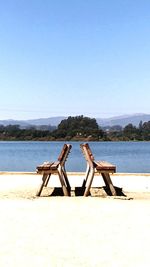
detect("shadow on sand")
(74, 186), (126, 197)
(39, 186), (126, 197)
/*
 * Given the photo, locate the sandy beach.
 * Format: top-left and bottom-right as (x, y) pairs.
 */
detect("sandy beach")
(0, 172), (150, 267)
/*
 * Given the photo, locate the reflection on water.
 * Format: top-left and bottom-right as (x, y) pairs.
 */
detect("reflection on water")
(0, 141), (149, 173)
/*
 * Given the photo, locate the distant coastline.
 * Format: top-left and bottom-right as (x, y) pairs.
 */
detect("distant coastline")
(0, 114), (150, 141)
(0, 113), (150, 128)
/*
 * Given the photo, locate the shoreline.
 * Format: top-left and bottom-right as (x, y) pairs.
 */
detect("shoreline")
(0, 172), (150, 199)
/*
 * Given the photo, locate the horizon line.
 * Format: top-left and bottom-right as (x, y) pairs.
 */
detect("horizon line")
(0, 112), (149, 122)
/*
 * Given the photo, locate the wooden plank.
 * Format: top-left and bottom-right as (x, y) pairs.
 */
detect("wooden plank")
(101, 173), (117, 196)
(57, 144), (68, 161)
(96, 161), (115, 167)
(36, 173), (49, 196)
(95, 161), (116, 172)
(36, 162), (54, 172)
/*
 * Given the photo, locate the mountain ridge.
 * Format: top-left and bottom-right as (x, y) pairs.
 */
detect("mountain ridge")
(0, 114), (150, 128)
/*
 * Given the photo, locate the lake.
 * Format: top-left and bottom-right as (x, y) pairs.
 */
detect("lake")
(0, 141), (149, 173)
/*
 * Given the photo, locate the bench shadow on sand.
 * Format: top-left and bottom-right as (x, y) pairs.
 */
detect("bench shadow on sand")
(74, 186), (126, 197)
(42, 186), (126, 197)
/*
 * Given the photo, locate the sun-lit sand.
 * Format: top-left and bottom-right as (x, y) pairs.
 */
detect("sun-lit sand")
(0, 172), (150, 267)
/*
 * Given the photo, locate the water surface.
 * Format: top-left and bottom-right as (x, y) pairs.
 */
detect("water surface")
(0, 141), (149, 173)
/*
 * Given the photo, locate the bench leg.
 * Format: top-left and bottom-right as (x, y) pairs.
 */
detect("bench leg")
(101, 172), (117, 196)
(45, 174), (51, 187)
(83, 168), (94, 197)
(62, 168), (71, 194)
(82, 164), (90, 188)
(58, 168), (70, 196)
(36, 173), (49, 196)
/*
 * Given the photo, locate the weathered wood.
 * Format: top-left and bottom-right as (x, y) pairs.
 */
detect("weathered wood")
(101, 172), (117, 196)
(36, 144), (72, 196)
(37, 162), (55, 171)
(36, 173), (49, 196)
(57, 167), (69, 196)
(83, 168), (94, 197)
(81, 164), (90, 188)
(80, 143), (117, 196)
(95, 161), (116, 172)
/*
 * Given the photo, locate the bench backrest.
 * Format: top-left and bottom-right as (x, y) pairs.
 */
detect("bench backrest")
(80, 143), (116, 173)
(80, 143), (95, 168)
(58, 144), (72, 167)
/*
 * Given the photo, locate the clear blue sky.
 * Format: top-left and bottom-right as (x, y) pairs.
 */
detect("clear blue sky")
(0, 0), (150, 120)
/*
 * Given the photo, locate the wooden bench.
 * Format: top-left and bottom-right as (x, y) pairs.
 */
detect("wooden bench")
(36, 144), (72, 196)
(80, 143), (117, 196)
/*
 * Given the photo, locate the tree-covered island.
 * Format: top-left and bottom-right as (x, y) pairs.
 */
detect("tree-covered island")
(0, 115), (150, 141)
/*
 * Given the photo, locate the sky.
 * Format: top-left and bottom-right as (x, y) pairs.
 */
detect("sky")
(0, 0), (150, 120)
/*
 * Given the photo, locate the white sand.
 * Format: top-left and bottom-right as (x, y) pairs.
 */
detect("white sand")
(0, 172), (150, 267)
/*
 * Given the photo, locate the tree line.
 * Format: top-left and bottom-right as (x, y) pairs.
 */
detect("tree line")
(0, 116), (150, 141)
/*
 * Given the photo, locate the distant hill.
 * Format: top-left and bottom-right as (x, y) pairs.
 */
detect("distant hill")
(0, 119), (30, 127)
(0, 114), (150, 128)
(96, 114), (150, 127)
(0, 117), (66, 128)
(26, 116), (66, 126)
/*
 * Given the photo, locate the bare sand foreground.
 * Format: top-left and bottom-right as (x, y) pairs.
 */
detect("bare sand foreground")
(0, 172), (150, 267)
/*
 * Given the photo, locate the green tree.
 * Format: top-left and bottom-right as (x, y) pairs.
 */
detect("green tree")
(141, 121), (150, 140)
(52, 115), (104, 140)
(123, 123), (138, 140)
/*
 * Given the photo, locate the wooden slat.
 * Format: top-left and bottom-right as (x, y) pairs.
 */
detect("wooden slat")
(36, 162), (54, 172)
(57, 144), (68, 161)
(50, 161), (60, 170)
(95, 161), (116, 172)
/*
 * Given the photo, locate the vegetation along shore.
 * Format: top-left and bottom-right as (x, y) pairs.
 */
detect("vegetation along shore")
(0, 115), (150, 141)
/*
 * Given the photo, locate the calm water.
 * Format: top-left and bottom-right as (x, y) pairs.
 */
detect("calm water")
(0, 141), (149, 173)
